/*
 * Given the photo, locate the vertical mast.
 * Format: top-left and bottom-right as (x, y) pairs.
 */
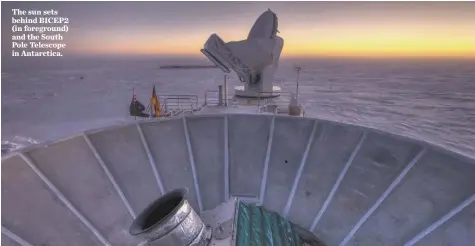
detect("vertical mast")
(295, 66), (301, 100)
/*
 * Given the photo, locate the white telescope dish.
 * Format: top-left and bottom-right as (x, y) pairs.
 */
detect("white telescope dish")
(201, 10), (284, 98)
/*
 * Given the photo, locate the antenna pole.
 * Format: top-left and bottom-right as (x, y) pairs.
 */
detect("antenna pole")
(296, 66), (301, 100)
(224, 75), (228, 106)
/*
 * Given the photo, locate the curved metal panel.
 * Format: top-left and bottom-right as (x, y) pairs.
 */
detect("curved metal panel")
(2, 114), (474, 246)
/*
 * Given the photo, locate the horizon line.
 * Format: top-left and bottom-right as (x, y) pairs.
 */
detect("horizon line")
(5, 53), (475, 60)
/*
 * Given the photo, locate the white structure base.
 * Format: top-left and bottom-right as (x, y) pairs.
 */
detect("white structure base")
(234, 85), (281, 98)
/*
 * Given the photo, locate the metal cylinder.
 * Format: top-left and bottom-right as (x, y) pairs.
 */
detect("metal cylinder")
(129, 189), (212, 246)
(218, 85), (223, 106)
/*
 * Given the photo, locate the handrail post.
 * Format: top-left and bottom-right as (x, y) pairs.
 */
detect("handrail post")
(164, 98), (168, 113)
(224, 75), (228, 107)
(258, 92), (261, 109)
(218, 85), (223, 106)
(296, 66), (301, 100)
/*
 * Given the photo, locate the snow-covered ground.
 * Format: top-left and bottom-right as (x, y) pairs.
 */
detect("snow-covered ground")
(2, 57), (475, 158)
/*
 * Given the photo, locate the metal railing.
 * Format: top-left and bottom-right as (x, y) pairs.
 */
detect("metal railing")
(257, 91), (291, 110)
(256, 91), (305, 116)
(158, 94), (200, 117)
(204, 90), (219, 106)
(137, 85), (305, 117)
(202, 88), (305, 116)
(204, 90), (233, 106)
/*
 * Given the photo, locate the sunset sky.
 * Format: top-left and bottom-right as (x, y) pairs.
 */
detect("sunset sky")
(2, 1), (475, 58)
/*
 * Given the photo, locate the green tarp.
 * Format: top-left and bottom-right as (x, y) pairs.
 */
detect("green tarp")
(236, 202), (303, 246)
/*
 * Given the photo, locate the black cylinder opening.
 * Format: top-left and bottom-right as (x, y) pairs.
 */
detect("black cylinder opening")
(129, 188), (187, 235)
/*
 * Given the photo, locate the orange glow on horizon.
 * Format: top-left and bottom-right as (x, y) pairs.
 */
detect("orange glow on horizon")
(72, 41), (475, 59)
(72, 34), (475, 58)
(279, 21), (475, 58)
(71, 18), (475, 58)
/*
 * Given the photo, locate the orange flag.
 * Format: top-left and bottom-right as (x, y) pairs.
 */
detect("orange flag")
(150, 86), (161, 117)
